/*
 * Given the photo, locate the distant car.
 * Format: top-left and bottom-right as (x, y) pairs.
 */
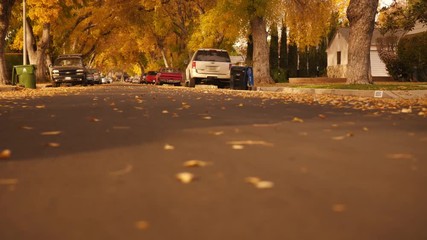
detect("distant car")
(145, 71), (157, 84)
(156, 68), (183, 86)
(101, 77), (113, 84)
(185, 48), (231, 88)
(86, 69), (100, 85)
(131, 76), (142, 84)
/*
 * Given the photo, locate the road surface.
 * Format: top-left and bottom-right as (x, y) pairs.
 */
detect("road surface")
(1, 84), (426, 240)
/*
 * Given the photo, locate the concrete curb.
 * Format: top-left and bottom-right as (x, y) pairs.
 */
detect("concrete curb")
(255, 87), (427, 100)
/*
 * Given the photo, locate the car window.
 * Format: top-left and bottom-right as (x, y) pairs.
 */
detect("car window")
(194, 50), (231, 62)
(55, 58), (83, 67)
(147, 71), (157, 75)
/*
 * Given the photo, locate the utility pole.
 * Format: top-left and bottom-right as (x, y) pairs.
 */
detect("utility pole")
(23, 0), (27, 65)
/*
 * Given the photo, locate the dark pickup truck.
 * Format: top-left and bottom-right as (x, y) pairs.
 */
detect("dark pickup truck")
(155, 68), (183, 86)
(50, 54), (87, 87)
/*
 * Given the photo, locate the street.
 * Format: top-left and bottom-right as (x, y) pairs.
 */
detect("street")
(1, 84), (426, 240)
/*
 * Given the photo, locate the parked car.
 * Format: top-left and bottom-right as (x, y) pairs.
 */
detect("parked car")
(145, 71), (157, 84)
(50, 54), (87, 87)
(156, 68), (183, 86)
(185, 48), (232, 88)
(86, 69), (100, 85)
(101, 77), (113, 84)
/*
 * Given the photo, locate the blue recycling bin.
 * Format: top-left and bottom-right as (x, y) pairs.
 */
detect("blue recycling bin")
(230, 66), (254, 90)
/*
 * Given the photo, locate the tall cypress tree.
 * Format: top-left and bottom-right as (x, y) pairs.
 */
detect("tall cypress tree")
(279, 24), (288, 70)
(317, 38), (328, 76)
(298, 46), (308, 77)
(308, 46), (318, 77)
(288, 41), (298, 78)
(269, 22), (279, 73)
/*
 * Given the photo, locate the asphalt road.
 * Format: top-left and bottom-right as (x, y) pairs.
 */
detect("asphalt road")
(1, 84), (426, 240)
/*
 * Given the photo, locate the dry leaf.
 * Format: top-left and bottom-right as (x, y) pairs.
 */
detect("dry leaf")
(203, 116), (212, 120)
(228, 140), (274, 147)
(245, 177), (274, 189)
(183, 160), (208, 168)
(41, 131), (62, 136)
(332, 136), (346, 141)
(21, 126), (34, 130)
(211, 131), (224, 136)
(0, 178), (18, 185)
(164, 144), (175, 150)
(232, 145), (244, 150)
(401, 108), (412, 113)
(318, 114), (327, 119)
(0, 149), (12, 159)
(110, 164), (133, 176)
(47, 142), (60, 148)
(363, 127), (369, 131)
(135, 221), (149, 230)
(176, 172), (195, 183)
(35, 105), (46, 109)
(292, 117), (304, 123)
(387, 153), (413, 160)
(89, 117), (101, 122)
(255, 181), (274, 189)
(332, 204), (347, 213)
(162, 110), (169, 114)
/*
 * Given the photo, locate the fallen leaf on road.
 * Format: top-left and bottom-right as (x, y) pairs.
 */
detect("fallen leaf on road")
(203, 116), (212, 120)
(245, 177), (274, 189)
(35, 105), (46, 109)
(332, 204), (347, 213)
(162, 110), (169, 114)
(332, 136), (346, 141)
(210, 131), (224, 136)
(41, 131), (62, 136)
(46, 142), (61, 148)
(183, 160), (208, 168)
(232, 145), (244, 150)
(318, 114), (327, 119)
(89, 117), (101, 122)
(292, 117), (304, 123)
(0, 178), (18, 185)
(110, 164), (133, 176)
(164, 144), (175, 150)
(227, 140), (274, 147)
(21, 126), (34, 130)
(176, 172), (195, 183)
(135, 221), (149, 230)
(363, 127), (369, 131)
(387, 153), (414, 160)
(0, 149), (12, 159)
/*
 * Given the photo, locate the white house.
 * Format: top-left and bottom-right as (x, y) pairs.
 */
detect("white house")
(326, 28), (395, 80)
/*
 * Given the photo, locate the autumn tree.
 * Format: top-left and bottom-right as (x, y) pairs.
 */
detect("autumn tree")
(346, 0), (379, 84)
(0, 0), (16, 85)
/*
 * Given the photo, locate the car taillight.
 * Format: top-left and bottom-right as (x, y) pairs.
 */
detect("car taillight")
(192, 61), (196, 69)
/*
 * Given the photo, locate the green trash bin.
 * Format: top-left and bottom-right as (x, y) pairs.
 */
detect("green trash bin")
(11, 65), (36, 89)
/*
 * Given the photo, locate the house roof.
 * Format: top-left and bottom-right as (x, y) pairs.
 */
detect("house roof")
(327, 27), (405, 49)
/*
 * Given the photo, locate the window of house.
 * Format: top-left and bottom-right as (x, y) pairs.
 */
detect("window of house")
(337, 51), (341, 65)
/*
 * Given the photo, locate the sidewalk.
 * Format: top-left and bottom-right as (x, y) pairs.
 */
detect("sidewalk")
(255, 86), (427, 100)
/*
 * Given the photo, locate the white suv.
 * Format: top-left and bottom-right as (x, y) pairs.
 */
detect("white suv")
(185, 49), (231, 87)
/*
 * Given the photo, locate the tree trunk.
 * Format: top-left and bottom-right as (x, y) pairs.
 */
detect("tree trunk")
(346, 0), (379, 84)
(35, 23), (50, 82)
(0, 0), (16, 85)
(250, 16), (273, 85)
(25, 18), (37, 64)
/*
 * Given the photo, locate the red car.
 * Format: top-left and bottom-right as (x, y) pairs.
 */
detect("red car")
(145, 71), (157, 84)
(155, 68), (183, 86)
